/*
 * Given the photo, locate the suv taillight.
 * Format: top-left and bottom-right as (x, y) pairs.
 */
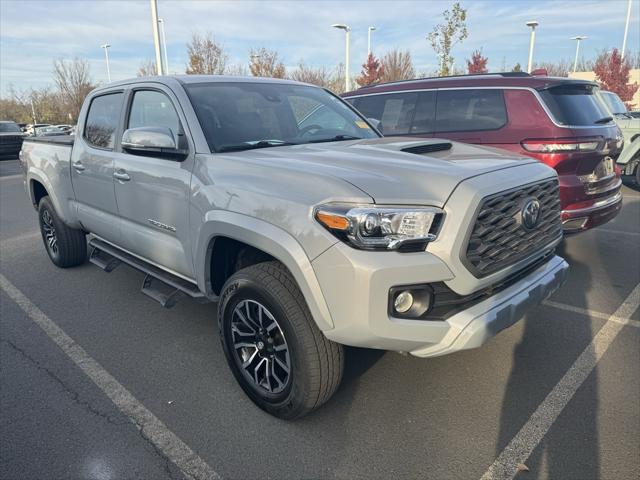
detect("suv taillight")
(521, 137), (602, 153)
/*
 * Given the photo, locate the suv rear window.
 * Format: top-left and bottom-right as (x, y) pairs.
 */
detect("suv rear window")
(434, 89), (507, 132)
(538, 84), (611, 126)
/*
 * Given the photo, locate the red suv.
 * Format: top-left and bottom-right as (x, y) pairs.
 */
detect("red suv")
(343, 73), (623, 232)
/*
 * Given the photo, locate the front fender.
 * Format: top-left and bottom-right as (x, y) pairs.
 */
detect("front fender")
(194, 210), (335, 331)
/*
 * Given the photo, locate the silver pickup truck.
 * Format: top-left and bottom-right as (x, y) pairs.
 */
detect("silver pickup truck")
(20, 75), (569, 419)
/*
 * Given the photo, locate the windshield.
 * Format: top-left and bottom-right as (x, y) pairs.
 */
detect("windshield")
(538, 84), (613, 126)
(0, 122), (21, 133)
(599, 91), (628, 115)
(185, 82), (379, 152)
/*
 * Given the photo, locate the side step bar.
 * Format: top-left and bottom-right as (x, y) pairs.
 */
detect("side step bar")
(88, 238), (208, 308)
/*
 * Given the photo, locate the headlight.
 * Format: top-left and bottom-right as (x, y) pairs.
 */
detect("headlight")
(315, 204), (444, 251)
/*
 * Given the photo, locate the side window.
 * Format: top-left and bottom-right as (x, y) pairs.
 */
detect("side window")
(84, 92), (124, 149)
(353, 93), (418, 135)
(128, 90), (180, 134)
(435, 89), (507, 133)
(410, 91), (436, 134)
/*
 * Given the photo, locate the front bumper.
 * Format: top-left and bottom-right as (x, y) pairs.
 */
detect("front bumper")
(312, 239), (569, 356)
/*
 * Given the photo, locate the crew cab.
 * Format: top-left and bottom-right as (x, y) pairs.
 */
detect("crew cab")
(344, 73), (624, 232)
(21, 76), (568, 418)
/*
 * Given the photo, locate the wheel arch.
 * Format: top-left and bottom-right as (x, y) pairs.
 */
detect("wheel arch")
(194, 211), (334, 331)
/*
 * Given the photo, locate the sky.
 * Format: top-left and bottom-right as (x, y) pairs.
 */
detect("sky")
(1, 0), (638, 95)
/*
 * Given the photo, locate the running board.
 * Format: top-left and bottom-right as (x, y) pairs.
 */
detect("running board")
(88, 238), (208, 308)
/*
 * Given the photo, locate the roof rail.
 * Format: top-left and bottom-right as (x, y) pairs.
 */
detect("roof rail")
(358, 71), (532, 90)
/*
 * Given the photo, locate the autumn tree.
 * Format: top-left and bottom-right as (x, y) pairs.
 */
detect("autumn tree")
(466, 49), (488, 74)
(512, 63), (522, 72)
(427, 2), (468, 76)
(249, 48), (286, 78)
(137, 59), (158, 77)
(380, 49), (415, 83)
(186, 32), (228, 75)
(289, 62), (333, 88)
(356, 53), (385, 87)
(53, 58), (95, 122)
(593, 48), (638, 107)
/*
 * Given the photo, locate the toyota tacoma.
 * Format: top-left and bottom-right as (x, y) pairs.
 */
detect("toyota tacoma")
(20, 76), (569, 418)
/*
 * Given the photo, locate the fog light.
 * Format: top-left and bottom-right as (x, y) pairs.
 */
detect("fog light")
(394, 291), (414, 313)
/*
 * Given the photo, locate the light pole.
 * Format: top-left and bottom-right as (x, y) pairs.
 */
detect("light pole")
(367, 26), (376, 56)
(525, 20), (539, 73)
(158, 18), (169, 74)
(622, 0), (632, 59)
(100, 43), (111, 82)
(332, 24), (351, 92)
(571, 35), (587, 72)
(150, 0), (164, 75)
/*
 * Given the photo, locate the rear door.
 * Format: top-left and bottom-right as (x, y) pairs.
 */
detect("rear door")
(71, 91), (124, 242)
(112, 86), (196, 279)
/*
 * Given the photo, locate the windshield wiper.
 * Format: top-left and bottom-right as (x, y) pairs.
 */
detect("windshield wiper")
(217, 140), (298, 152)
(307, 134), (363, 144)
(594, 116), (614, 124)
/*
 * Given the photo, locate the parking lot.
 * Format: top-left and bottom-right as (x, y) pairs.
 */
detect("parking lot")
(0, 157), (638, 480)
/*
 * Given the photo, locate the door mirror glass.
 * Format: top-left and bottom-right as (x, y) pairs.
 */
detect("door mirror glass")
(121, 127), (186, 159)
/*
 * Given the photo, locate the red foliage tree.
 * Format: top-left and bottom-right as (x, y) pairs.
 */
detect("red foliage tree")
(466, 49), (488, 74)
(356, 53), (384, 87)
(593, 48), (638, 108)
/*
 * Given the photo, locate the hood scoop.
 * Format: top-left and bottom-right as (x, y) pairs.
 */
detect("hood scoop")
(401, 142), (452, 155)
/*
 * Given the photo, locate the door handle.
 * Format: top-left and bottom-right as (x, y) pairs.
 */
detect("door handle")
(72, 161), (85, 172)
(113, 171), (131, 182)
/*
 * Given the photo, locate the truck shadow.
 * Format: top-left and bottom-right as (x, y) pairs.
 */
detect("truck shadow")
(497, 241), (600, 479)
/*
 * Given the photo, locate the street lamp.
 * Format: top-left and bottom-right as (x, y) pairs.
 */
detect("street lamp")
(150, 0), (164, 75)
(367, 26), (376, 56)
(100, 43), (111, 82)
(525, 20), (539, 74)
(158, 18), (169, 74)
(332, 24), (351, 92)
(622, 0), (632, 59)
(571, 36), (587, 72)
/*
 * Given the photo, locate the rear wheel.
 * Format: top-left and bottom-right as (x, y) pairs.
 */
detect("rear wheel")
(218, 261), (344, 419)
(38, 196), (87, 268)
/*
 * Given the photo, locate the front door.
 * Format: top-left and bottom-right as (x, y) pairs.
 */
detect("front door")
(112, 87), (195, 279)
(71, 91), (124, 243)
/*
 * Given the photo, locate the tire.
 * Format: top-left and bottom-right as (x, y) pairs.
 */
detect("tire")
(218, 261), (344, 419)
(635, 162), (640, 187)
(38, 196), (87, 268)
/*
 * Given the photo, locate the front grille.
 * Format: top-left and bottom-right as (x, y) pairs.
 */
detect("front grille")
(464, 179), (562, 277)
(0, 135), (23, 145)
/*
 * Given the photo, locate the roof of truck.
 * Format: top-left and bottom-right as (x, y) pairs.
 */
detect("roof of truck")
(93, 75), (314, 94)
(343, 72), (598, 97)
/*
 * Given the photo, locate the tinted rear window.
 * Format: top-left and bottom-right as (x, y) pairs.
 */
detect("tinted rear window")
(0, 122), (21, 133)
(434, 89), (507, 132)
(538, 84), (611, 126)
(84, 92), (124, 149)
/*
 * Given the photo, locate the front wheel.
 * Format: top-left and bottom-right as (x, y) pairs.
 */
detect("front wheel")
(38, 196), (87, 268)
(218, 261), (344, 419)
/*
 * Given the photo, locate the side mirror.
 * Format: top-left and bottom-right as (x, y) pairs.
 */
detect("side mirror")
(367, 117), (381, 130)
(121, 127), (187, 159)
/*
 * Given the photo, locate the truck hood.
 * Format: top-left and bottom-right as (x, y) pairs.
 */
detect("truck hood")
(237, 137), (539, 206)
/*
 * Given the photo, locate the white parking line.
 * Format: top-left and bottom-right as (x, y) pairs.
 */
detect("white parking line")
(0, 273), (221, 480)
(543, 299), (640, 329)
(480, 283), (640, 480)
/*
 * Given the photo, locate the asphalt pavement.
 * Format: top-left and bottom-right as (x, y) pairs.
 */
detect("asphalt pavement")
(1, 158), (638, 480)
